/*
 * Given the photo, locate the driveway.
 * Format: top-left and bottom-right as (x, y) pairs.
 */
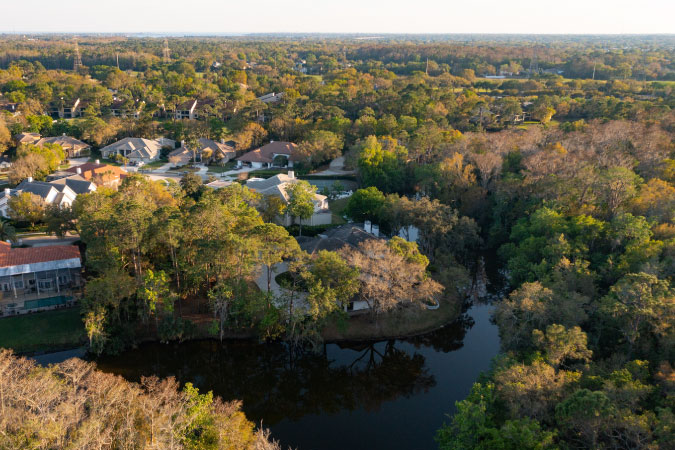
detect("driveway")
(255, 262), (309, 310)
(313, 156), (356, 176)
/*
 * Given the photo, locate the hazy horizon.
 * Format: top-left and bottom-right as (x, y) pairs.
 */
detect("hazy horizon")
(2, 0), (673, 35)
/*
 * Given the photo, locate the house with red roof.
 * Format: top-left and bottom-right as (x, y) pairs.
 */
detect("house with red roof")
(0, 242), (82, 314)
(236, 141), (301, 169)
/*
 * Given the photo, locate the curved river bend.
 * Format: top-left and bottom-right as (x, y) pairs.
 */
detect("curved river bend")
(85, 303), (499, 450)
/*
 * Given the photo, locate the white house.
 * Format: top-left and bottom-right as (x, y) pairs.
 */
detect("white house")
(257, 92), (284, 104)
(0, 178), (78, 218)
(100, 137), (173, 164)
(246, 172), (331, 226)
(173, 99), (198, 120)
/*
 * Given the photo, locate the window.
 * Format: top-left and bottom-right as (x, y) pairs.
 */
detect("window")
(58, 275), (70, 284)
(13, 280), (24, 289)
(1, 283), (9, 292)
(38, 280), (52, 290)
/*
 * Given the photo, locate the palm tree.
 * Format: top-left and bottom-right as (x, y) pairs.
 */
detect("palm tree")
(0, 219), (17, 243)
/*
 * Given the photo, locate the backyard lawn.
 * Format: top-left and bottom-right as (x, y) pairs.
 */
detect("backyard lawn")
(329, 197), (349, 224)
(0, 308), (86, 354)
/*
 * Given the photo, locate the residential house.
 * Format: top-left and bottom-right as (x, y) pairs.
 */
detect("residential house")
(236, 141), (300, 169)
(257, 92), (284, 104)
(109, 98), (145, 119)
(63, 162), (127, 188)
(169, 138), (236, 166)
(100, 137), (171, 164)
(14, 132), (41, 146)
(173, 99), (198, 120)
(246, 172), (331, 226)
(0, 158), (11, 172)
(37, 134), (91, 158)
(0, 178), (78, 218)
(0, 241), (82, 314)
(49, 98), (82, 119)
(0, 101), (20, 116)
(45, 172), (97, 195)
(296, 224), (380, 312)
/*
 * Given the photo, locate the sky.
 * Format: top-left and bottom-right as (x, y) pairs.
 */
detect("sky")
(2, 0), (674, 35)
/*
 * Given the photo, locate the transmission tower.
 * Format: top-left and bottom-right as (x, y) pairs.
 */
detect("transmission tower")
(528, 47), (539, 77)
(73, 38), (83, 72)
(162, 39), (170, 63)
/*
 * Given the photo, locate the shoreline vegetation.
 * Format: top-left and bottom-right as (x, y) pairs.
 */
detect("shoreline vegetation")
(1, 294), (462, 357)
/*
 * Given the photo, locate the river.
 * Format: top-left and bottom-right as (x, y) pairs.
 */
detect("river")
(77, 302), (498, 450)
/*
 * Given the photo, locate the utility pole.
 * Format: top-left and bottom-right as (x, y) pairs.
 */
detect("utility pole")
(73, 38), (82, 72)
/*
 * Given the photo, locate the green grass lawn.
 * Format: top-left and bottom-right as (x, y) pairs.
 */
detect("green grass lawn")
(0, 308), (86, 354)
(207, 161), (238, 173)
(143, 159), (169, 169)
(329, 197), (349, 224)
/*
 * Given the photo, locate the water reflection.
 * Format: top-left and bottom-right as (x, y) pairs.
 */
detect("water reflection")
(95, 304), (496, 450)
(97, 332), (451, 424)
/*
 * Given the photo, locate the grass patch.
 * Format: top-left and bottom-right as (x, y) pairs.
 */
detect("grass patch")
(143, 159), (169, 169)
(208, 161), (238, 173)
(0, 308), (86, 354)
(329, 197), (349, 224)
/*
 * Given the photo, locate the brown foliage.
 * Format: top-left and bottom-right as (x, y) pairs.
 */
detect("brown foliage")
(0, 349), (278, 450)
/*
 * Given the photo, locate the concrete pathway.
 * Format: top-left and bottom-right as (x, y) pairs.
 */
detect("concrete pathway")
(153, 162), (175, 173)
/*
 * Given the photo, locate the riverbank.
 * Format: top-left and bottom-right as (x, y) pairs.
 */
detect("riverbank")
(322, 295), (462, 342)
(3, 295), (462, 357)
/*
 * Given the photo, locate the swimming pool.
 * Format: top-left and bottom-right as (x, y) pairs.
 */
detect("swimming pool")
(23, 296), (73, 310)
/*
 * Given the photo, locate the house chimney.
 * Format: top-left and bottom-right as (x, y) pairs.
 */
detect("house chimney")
(181, 140), (185, 147)
(95, 159), (100, 164)
(27, 177), (33, 183)
(76, 167), (82, 175)
(220, 138), (225, 144)
(288, 170), (295, 179)
(4, 188), (9, 196)
(62, 133), (66, 137)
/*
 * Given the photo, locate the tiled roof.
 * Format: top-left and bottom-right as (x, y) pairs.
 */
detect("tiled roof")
(64, 163), (127, 182)
(37, 136), (90, 150)
(236, 141), (300, 163)
(0, 243), (81, 268)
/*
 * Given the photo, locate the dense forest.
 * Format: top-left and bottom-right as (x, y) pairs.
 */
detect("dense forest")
(1, 35), (674, 449)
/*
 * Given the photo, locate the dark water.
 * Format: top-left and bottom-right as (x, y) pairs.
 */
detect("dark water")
(93, 303), (499, 450)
